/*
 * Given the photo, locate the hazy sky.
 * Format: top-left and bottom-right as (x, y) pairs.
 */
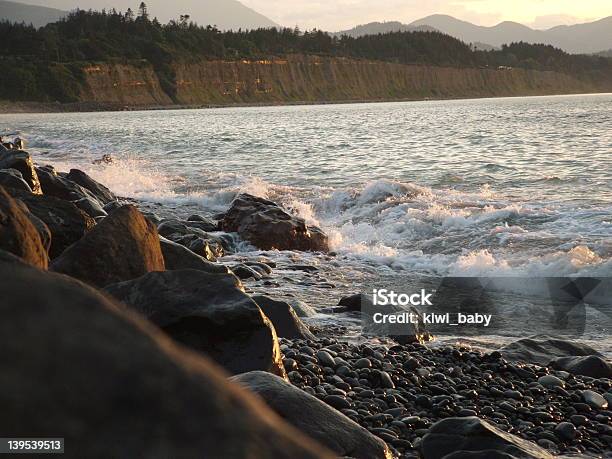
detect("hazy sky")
(240, 0), (611, 30)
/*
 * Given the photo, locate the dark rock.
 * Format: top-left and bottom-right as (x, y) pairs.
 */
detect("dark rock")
(233, 264), (263, 280)
(66, 169), (116, 204)
(221, 194), (328, 252)
(582, 390), (608, 410)
(232, 371), (392, 459)
(104, 270), (285, 378)
(252, 295), (316, 340)
(0, 168), (32, 192)
(338, 293), (368, 312)
(537, 375), (564, 388)
(550, 355), (612, 379)
(8, 189), (95, 259)
(185, 215), (219, 232)
(158, 219), (227, 260)
(51, 205), (164, 287)
(0, 260), (331, 459)
(36, 166), (101, 205)
(500, 335), (601, 366)
(0, 186), (48, 268)
(0, 150), (41, 194)
(73, 196), (107, 218)
(103, 200), (122, 213)
(421, 417), (552, 459)
(159, 236), (229, 274)
(554, 422), (576, 441)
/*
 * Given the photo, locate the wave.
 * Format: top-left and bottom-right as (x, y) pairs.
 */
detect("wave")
(35, 153), (611, 280)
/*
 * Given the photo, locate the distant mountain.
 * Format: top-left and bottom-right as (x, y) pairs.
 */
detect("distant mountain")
(336, 21), (436, 37)
(408, 14), (612, 54)
(0, 0), (66, 27)
(18, 0), (278, 30)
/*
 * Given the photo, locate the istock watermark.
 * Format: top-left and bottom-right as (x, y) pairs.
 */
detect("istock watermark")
(362, 277), (612, 340)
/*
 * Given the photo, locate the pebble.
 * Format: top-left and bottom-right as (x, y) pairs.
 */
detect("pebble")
(316, 350), (336, 368)
(538, 375), (564, 388)
(582, 390), (608, 410)
(554, 422), (577, 440)
(354, 358), (372, 369)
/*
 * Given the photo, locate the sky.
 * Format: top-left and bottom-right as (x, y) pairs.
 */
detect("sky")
(240, 0), (612, 31)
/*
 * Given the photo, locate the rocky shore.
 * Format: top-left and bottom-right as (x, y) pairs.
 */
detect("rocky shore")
(0, 143), (611, 458)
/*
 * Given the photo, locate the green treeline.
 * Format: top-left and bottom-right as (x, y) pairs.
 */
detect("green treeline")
(1, 5), (611, 102)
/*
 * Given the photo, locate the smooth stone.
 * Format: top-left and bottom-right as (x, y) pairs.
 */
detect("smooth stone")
(355, 358), (372, 369)
(421, 417), (552, 459)
(550, 355), (612, 379)
(66, 169), (116, 204)
(0, 150), (41, 194)
(51, 205), (164, 287)
(538, 375), (565, 388)
(252, 295), (316, 341)
(315, 350), (336, 368)
(0, 168), (32, 192)
(159, 236), (229, 274)
(554, 422), (577, 441)
(233, 371), (391, 459)
(105, 270), (286, 378)
(500, 335), (601, 366)
(582, 390), (608, 410)
(0, 186), (48, 269)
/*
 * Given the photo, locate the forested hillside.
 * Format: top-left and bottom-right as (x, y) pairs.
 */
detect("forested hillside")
(1, 6), (611, 104)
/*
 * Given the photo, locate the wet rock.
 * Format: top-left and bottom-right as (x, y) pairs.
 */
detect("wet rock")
(554, 422), (576, 441)
(8, 189), (95, 259)
(289, 300), (317, 318)
(252, 295), (316, 340)
(0, 186), (48, 268)
(0, 261), (331, 459)
(421, 417), (552, 459)
(550, 355), (612, 379)
(233, 264), (263, 280)
(36, 166), (101, 205)
(338, 293), (368, 312)
(105, 270), (285, 378)
(186, 214), (219, 232)
(538, 375), (564, 388)
(582, 390), (608, 410)
(66, 169), (116, 204)
(158, 219), (227, 260)
(0, 168), (32, 192)
(0, 150), (41, 194)
(221, 194), (328, 252)
(160, 236), (229, 274)
(500, 335), (601, 366)
(51, 205), (164, 287)
(232, 371), (392, 459)
(73, 196), (107, 218)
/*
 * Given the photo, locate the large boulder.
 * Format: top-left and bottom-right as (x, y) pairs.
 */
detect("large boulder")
(66, 168), (116, 204)
(0, 260), (332, 459)
(252, 295), (316, 340)
(8, 189), (95, 259)
(0, 150), (41, 194)
(160, 236), (229, 274)
(550, 355), (612, 379)
(500, 335), (601, 366)
(51, 205), (165, 287)
(13, 199), (52, 253)
(421, 417), (553, 459)
(104, 270), (286, 377)
(0, 168), (32, 192)
(221, 194), (329, 252)
(0, 186), (48, 268)
(232, 371), (392, 459)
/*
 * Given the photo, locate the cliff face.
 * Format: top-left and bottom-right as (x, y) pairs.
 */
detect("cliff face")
(75, 55), (612, 107)
(79, 63), (173, 105)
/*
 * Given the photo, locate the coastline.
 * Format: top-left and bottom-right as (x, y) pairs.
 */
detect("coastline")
(2, 89), (611, 114)
(0, 141), (611, 456)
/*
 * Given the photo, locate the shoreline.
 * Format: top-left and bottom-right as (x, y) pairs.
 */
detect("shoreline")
(1, 90), (611, 114)
(0, 144), (611, 457)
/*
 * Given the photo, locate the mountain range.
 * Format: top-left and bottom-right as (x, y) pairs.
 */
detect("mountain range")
(0, 0), (277, 30)
(1, 1), (611, 54)
(340, 15), (612, 55)
(0, 0), (65, 27)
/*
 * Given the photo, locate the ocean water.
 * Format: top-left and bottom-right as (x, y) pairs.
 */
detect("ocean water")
(2, 94), (611, 354)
